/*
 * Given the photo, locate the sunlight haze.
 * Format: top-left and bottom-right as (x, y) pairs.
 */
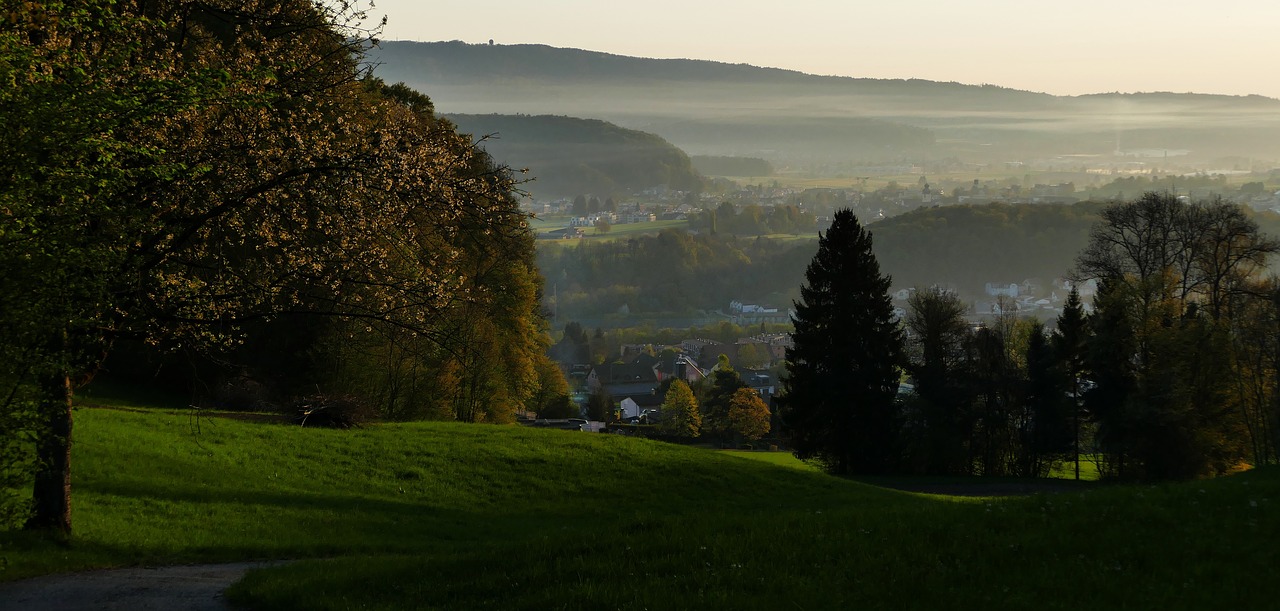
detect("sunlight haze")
(366, 0), (1280, 99)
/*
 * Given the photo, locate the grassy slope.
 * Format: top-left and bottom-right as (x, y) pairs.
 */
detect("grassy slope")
(2, 407), (1276, 610)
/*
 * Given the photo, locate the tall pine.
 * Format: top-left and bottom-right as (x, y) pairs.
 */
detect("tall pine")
(781, 209), (904, 474)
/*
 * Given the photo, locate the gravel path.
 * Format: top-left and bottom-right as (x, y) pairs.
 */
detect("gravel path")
(0, 562), (279, 611)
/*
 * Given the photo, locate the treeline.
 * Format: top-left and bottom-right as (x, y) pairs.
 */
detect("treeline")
(784, 195), (1280, 480)
(1, 0), (565, 531)
(549, 321), (791, 366)
(539, 230), (813, 319)
(689, 202), (817, 236)
(445, 114), (703, 198)
(1085, 174), (1231, 200)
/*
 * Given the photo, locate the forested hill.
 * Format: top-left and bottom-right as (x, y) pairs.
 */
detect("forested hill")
(446, 114), (701, 198)
(369, 41), (1280, 162)
(871, 202), (1106, 292)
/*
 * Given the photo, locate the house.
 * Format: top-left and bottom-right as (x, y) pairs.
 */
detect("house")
(761, 334), (792, 362)
(587, 362), (663, 411)
(745, 372), (778, 405)
(680, 338), (727, 367)
(619, 398), (642, 420)
(985, 283), (1019, 298)
(728, 300), (789, 325)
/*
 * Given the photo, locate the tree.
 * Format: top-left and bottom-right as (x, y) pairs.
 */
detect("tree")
(699, 354), (746, 437)
(586, 388), (614, 422)
(572, 195), (588, 216)
(1022, 322), (1072, 477)
(2, 0), (543, 532)
(779, 209), (904, 474)
(903, 287), (972, 474)
(527, 360), (571, 419)
(594, 218), (611, 234)
(661, 379), (701, 438)
(1053, 287), (1089, 479)
(1074, 193), (1274, 479)
(538, 395), (577, 419)
(727, 388), (771, 441)
(736, 343), (769, 370)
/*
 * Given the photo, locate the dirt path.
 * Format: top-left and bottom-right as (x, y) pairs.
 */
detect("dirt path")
(0, 562), (278, 611)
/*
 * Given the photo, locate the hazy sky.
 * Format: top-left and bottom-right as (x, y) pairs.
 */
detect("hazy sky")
(364, 0), (1280, 99)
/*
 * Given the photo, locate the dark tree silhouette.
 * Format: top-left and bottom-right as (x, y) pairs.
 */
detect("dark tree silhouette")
(780, 209), (904, 474)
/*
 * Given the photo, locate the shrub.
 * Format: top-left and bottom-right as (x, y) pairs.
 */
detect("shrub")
(291, 395), (375, 429)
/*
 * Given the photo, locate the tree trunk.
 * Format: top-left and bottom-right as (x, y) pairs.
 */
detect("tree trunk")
(26, 373), (73, 535)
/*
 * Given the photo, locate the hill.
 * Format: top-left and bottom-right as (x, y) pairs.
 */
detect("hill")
(5, 398), (1276, 609)
(446, 114), (702, 198)
(369, 41), (1280, 165)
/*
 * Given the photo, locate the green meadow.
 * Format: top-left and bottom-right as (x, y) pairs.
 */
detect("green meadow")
(1, 404), (1275, 610)
(534, 219), (691, 244)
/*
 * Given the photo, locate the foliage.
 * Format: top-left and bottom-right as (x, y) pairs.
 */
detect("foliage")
(0, 0), (549, 531)
(689, 202), (816, 237)
(697, 355), (746, 437)
(526, 360), (571, 418)
(726, 388), (771, 441)
(872, 202), (1105, 295)
(1053, 287), (1090, 480)
(538, 229), (814, 319)
(537, 394), (577, 420)
(902, 288), (975, 475)
(660, 379), (701, 438)
(781, 209), (904, 474)
(1076, 193), (1278, 479)
(586, 388), (614, 422)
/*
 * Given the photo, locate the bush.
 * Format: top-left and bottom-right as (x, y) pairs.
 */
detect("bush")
(538, 394), (578, 419)
(212, 373), (277, 412)
(291, 395), (375, 429)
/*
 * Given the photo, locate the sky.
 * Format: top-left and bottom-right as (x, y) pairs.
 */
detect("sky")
(362, 0), (1280, 99)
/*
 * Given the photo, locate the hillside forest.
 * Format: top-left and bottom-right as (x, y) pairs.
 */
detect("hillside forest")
(445, 114), (703, 199)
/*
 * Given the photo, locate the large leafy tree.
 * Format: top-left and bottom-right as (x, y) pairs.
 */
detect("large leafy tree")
(727, 388), (771, 442)
(903, 287), (973, 474)
(780, 209), (904, 474)
(1, 0), (543, 532)
(1075, 193), (1274, 479)
(661, 379), (701, 438)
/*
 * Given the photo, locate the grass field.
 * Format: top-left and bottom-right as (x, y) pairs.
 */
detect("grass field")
(2, 405), (1276, 610)
(534, 219), (690, 244)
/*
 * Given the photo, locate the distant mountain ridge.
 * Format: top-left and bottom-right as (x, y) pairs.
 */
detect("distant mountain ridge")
(375, 40), (1048, 95)
(370, 41), (1280, 164)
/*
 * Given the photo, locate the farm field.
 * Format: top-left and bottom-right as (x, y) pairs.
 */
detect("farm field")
(1, 402), (1275, 610)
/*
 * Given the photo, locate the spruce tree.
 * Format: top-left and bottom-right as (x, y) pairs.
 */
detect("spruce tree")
(1053, 287), (1088, 479)
(780, 209), (904, 474)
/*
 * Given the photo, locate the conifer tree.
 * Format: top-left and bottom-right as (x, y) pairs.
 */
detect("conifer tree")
(780, 209), (904, 474)
(1053, 287), (1089, 479)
